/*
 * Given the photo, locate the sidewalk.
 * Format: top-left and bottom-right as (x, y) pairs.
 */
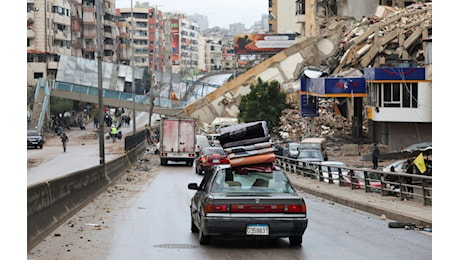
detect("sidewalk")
(286, 171), (432, 228)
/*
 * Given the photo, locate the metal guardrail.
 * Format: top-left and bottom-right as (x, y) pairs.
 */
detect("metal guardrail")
(275, 156), (432, 206)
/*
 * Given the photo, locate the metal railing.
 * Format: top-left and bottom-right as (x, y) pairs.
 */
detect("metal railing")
(275, 156), (432, 206)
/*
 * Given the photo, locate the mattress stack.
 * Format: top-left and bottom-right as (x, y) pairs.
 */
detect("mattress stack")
(217, 121), (276, 168)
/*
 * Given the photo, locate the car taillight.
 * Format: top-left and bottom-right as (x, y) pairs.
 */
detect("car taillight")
(285, 204), (306, 213)
(205, 203), (229, 213)
(220, 158), (230, 164)
(200, 157), (207, 163)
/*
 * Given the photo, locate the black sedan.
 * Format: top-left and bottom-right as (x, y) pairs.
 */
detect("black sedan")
(188, 164), (308, 246)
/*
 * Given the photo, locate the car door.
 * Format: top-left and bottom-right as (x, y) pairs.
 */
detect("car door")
(191, 171), (214, 225)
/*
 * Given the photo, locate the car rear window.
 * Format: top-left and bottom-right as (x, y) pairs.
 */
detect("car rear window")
(210, 166), (295, 194)
(202, 148), (226, 156)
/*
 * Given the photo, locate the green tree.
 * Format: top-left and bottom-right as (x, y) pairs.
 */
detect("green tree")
(238, 78), (287, 134)
(50, 97), (73, 115)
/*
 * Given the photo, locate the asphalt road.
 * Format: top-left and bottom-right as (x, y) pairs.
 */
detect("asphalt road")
(27, 155), (432, 260)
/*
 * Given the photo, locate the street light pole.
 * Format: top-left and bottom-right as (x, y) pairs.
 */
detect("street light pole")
(95, 0), (105, 165)
(131, 0), (136, 135)
(149, 74), (157, 127)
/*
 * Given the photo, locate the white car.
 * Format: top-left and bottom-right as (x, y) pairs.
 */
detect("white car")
(382, 160), (407, 173)
(319, 161), (346, 184)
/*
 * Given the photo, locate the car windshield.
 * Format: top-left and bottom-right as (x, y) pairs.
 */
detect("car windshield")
(210, 166), (295, 194)
(202, 148), (225, 156)
(28, 131), (39, 136)
(298, 150), (322, 159)
(289, 144), (300, 151)
(300, 143), (321, 150)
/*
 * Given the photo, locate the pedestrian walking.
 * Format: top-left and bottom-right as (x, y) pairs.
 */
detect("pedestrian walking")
(371, 143), (380, 169)
(61, 132), (69, 152)
(94, 116), (99, 128)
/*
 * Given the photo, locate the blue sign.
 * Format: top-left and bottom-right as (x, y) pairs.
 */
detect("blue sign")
(301, 77), (366, 97)
(364, 67), (425, 81)
(300, 94), (318, 117)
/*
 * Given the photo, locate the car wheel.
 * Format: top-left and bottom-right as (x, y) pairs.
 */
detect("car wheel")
(160, 159), (166, 166)
(191, 219), (198, 233)
(289, 236), (302, 246)
(39, 144), (43, 149)
(198, 222), (211, 245)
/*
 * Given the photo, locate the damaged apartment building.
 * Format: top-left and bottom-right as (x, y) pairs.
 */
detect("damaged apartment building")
(264, 0), (432, 151)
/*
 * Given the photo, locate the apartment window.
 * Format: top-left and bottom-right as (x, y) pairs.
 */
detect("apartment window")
(402, 82), (418, 108)
(52, 6), (69, 16)
(34, 72), (44, 79)
(296, 0), (306, 15)
(379, 82), (418, 108)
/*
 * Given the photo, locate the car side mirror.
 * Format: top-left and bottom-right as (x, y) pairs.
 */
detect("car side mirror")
(188, 183), (199, 190)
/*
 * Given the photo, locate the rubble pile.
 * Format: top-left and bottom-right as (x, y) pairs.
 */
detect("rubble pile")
(276, 97), (353, 141)
(277, 3), (432, 142)
(331, 3), (432, 74)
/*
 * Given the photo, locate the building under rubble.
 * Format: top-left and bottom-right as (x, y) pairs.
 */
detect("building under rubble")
(184, 2), (432, 152)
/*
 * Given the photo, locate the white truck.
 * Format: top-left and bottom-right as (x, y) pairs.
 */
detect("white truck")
(159, 117), (197, 166)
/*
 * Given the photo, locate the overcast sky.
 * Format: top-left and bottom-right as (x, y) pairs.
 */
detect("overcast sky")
(115, 0), (267, 29)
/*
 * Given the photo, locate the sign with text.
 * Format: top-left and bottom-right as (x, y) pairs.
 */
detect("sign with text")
(234, 34), (295, 54)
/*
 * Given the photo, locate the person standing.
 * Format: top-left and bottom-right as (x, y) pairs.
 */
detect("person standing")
(61, 132), (69, 152)
(93, 116), (99, 128)
(371, 143), (380, 169)
(111, 124), (118, 143)
(145, 124), (153, 145)
(404, 159), (415, 199)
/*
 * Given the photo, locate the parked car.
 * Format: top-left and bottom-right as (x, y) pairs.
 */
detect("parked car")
(300, 137), (327, 160)
(319, 161), (346, 183)
(283, 142), (300, 158)
(382, 160), (407, 173)
(27, 130), (44, 149)
(188, 164), (308, 245)
(194, 147), (230, 175)
(296, 149), (324, 163)
(343, 170), (381, 192)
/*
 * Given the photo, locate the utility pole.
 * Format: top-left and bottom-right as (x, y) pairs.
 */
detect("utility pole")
(131, 0), (136, 135)
(96, 0), (105, 165)
(149, 74), (157, 127)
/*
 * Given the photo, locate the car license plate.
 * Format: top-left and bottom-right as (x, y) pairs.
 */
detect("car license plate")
(212, 159), (220, 163)
(246, 224), (269, 235)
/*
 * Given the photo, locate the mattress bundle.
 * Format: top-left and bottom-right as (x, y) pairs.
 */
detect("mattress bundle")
(218, 121), (276, 168)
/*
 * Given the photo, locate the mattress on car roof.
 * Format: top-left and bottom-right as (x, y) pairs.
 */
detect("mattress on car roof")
(229, 153), (276, 167)
(222, 136), (271, 149)
(227, 147), (275, 159)
(218, 121), (268, 146)
(224, 142), (272, 154)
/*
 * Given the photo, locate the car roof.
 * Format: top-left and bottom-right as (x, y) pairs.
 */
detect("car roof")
(321, 161), (345, 166)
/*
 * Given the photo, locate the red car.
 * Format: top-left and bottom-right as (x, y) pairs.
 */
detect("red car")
(195, 147), (230, 175)
(343, 170), (381, 192)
